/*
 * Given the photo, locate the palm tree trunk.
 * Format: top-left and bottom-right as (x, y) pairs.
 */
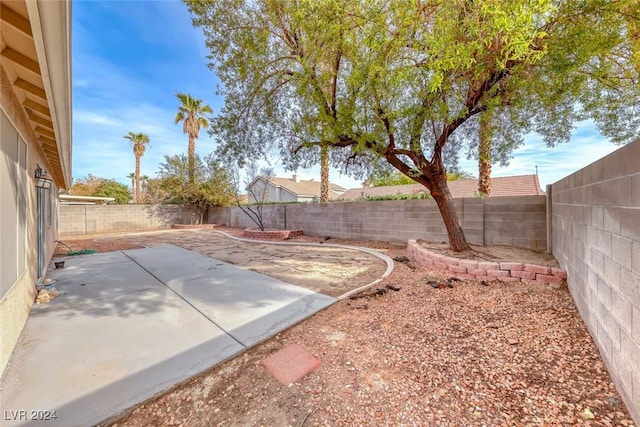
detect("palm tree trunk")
(135, 155), (141, 204)
(320, 143), (329, 203)
(478, 113), (492, 197)
(188, 135), (196, 184)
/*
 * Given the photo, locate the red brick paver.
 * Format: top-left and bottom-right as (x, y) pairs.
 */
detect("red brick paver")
(262, 343), (321, 385)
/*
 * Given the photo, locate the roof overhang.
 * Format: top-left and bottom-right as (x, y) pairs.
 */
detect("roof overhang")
(1, 0), (72, 189)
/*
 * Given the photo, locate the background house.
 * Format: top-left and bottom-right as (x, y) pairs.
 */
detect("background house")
(339, 174), (543, 200)
(1, 0), (72, 376)
(246, 174), (346, 203)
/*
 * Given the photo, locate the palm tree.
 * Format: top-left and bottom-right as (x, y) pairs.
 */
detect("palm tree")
(126, 172), (136, 200)
(174, 93), (213, 184)
(320, 143), (330, 202)
(123, 132), (150, 203)
(140, 174), (150, 202)
(477, 113), (492, 196)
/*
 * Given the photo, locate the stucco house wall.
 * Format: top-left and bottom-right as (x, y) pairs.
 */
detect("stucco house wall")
(247, 177), (299, 204)
(0, 0), (72, 376)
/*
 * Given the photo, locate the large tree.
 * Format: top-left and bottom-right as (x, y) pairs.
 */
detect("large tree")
(174, 93), (213, 184)
(94, 179), (131, 205)
(154, 153), (235, 223)
(69, 175), (131, 204)
(123, 132), (150, 204)
(69, 174), (104, 196)
(193, 0), (363, 199)
(187, 0), (640, 251)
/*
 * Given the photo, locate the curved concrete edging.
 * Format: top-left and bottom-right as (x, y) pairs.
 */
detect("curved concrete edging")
(211, 230), (395, 300)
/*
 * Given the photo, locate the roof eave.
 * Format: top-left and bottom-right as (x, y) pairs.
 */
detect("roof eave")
(26, 0), (72, 189)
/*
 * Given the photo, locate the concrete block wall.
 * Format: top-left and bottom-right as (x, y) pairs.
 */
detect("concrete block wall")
(209, 205), (286, 230)
(284, 198), (485, 244)
(550, 138), (640, 422)
(209, 195), (547, 249)
(60, 205), (191, 236)
(484, 196), (547, 250)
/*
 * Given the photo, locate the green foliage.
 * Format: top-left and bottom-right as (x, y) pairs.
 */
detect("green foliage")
(152, 153), (235, 223)
(174, 93), (213, 139)
(367, 170), (415, 187)
(69, 174), (104, 196)
(447, 171), (475, 181)
(186, 0), (640, 249)
(174, 93), (214, 184)
(359, 193), (432, 202)
(93, 179), (131, 204)
(123, 132), (150, 157)
(69, 175), (132, 204)
(368, 169), (474, 187)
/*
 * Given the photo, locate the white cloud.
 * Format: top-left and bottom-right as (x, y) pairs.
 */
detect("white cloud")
(74, 111), (122, 127)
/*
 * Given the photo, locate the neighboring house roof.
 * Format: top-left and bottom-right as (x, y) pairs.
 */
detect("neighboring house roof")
(249, 175), (347, 200)
(339, 174), (543, 200)
(449, 174), (544, 197)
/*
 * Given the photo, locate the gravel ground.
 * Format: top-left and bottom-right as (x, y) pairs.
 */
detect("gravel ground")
(65, 230), (634, 427)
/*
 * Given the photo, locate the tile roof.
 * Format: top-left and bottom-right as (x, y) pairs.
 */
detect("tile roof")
(339, 174), (543, 200)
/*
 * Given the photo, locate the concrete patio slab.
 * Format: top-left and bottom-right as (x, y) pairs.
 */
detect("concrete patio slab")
(124, 246), (336, 347)
(0, 246), (336, 427)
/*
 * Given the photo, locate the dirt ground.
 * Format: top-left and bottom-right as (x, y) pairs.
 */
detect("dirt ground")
(55, 229), (634, 426)
(54, 228), (389, 297)
(417, 240), (559, 267)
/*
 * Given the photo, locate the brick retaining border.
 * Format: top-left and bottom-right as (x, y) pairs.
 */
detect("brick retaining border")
(242, 228), (304, 240)
(406, 240), (566, 286)
(171, 224), (224, 230)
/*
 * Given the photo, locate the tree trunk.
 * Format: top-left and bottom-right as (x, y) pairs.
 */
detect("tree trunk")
(429, 174), (471, 252)
(320, 143), (329, 203)
(135, 155), (141, 204)
(478, 113), (491, 197)
(188, 135), (196, 184)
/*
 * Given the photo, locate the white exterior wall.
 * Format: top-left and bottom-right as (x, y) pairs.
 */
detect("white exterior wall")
(247, 178), (301, 204)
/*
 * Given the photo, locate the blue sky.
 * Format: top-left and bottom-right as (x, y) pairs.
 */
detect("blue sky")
(72, 0), (623, 190)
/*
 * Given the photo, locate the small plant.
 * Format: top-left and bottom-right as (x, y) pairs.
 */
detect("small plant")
(228, 160), (275, 231)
